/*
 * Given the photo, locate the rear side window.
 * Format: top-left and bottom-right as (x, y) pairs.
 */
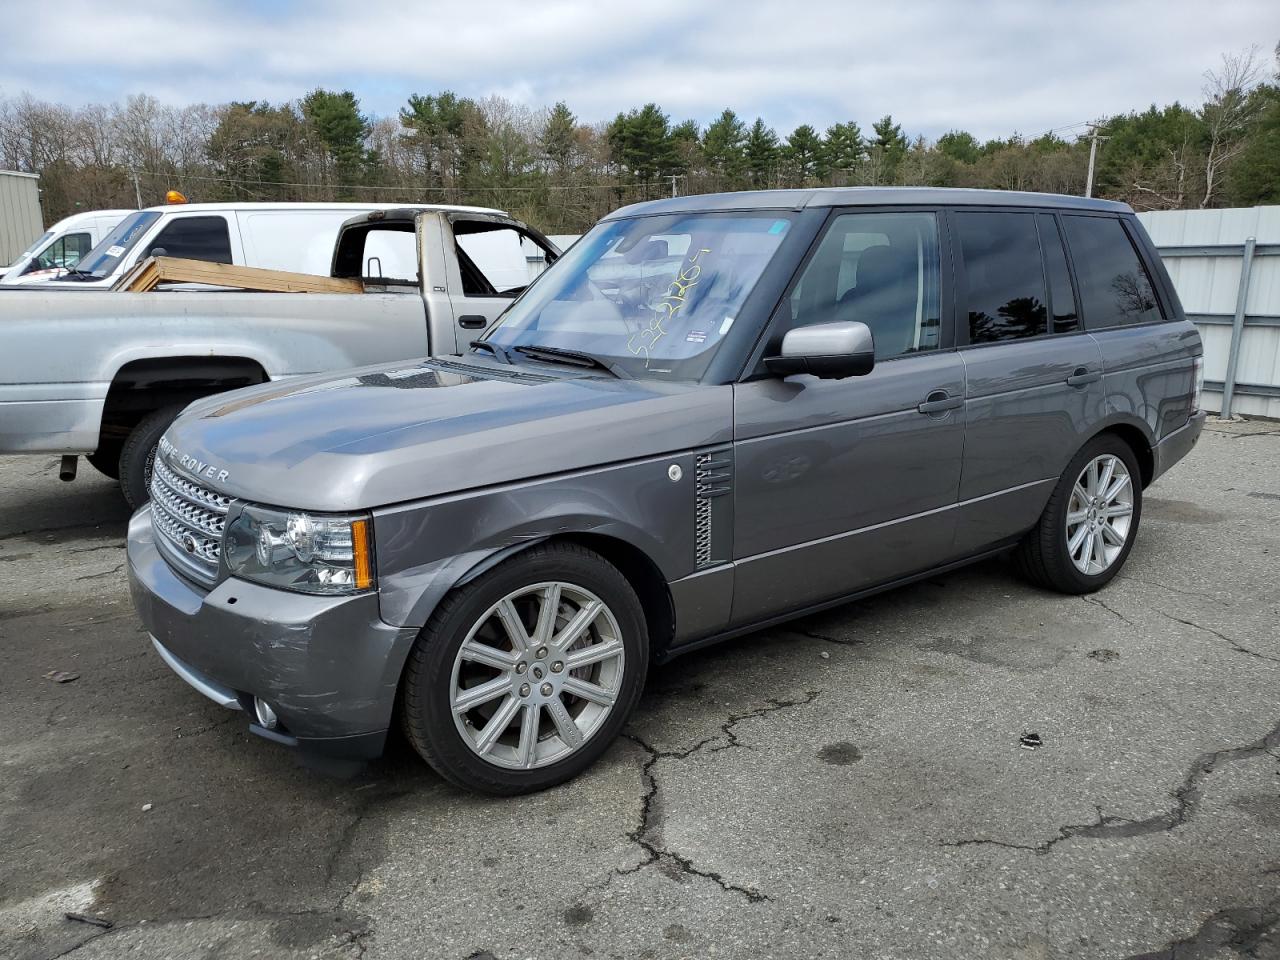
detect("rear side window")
(1061, 215), (1162, 328)
(954, 211), (1047, 344)
(144, 217), (233, 264)
(1037, 214), (1079, 333)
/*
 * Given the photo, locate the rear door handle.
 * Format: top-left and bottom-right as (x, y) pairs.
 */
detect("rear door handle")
(457, 315), (487, 329)
(917, 390), (963, 415)
(1065, 367), (1101, 387)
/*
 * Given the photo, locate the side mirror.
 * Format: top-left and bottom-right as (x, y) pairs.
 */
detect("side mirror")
(765, 321), (875, 380)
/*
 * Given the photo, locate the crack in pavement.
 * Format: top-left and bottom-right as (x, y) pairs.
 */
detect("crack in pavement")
(616, 691), (821, 903)
(1114, 575), (1230, 605)
(73, 563), (125, 582)
(790, 628), (866, 647)
(1082, 595), (1135, 627)
(941, 718), (1280, 855)
(1162, 612), (1280, 664)
(1123, 899), (1280, 959)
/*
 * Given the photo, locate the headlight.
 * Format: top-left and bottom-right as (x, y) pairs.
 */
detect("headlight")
(223, 504), (375, 595)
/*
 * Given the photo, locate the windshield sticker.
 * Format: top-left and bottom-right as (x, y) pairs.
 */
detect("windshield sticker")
(106, 245), (125, 257)
(769, 220), (789, 235)
(627, 246), (712, 362)
(719, 316), (735, 335)
(686, 330), (707, 344)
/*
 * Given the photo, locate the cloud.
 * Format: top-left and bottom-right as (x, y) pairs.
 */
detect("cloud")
(1, 0), (1275, 139)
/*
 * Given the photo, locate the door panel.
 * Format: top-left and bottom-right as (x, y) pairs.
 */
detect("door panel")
(731, 352), (966, 625)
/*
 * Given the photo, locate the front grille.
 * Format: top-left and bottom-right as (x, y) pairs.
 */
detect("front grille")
(150, 457), (231, 586)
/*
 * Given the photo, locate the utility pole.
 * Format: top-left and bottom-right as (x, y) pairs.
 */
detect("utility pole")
(1084, 125), (1109, 198)
(131, 170), (143, 208)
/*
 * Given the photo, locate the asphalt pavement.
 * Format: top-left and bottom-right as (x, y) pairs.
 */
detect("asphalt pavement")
(2, 420), (1278, 960)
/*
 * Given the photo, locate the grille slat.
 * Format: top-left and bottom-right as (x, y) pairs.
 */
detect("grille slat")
(150, 457), (230, 586)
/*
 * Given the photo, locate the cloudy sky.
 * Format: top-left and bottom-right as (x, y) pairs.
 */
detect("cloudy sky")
(2, 0), (1276, 140)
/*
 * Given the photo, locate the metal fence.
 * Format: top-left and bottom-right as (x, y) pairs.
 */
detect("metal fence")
(1138, 206), (1280, 420)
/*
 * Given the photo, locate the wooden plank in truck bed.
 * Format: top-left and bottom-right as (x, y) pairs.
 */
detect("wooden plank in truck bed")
(114, 257), (364, 294)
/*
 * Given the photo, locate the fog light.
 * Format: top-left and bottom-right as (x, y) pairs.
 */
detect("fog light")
(253, 697), (278, 730)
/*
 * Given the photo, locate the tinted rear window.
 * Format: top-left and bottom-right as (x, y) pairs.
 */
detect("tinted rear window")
(1061, 215), (1162, 328)
(955, 211), (1047, 344)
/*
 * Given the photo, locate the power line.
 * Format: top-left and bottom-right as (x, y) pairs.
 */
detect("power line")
(137, 168), (642, 194)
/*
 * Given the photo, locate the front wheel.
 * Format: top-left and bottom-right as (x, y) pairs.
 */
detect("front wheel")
(1014, 434), (1143, 594)
(400, 542), (648, 795)
(119, 405), (184, 510)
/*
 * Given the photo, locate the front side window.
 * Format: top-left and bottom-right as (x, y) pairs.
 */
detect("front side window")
(484, 212), (793, 380)
(31, 232), (93, 272)
(785, 211), (941, 360)
(75, 211), (162, 278)
(144, 216), (233, 264)
(1061, 215), (1162, 328)
(955, 211), (1047, 344)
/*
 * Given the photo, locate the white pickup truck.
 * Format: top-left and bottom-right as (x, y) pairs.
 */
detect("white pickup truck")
(0, 205), (560, 506)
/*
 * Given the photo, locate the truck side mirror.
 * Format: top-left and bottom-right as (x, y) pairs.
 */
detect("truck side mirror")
(765, 321), (876, 380)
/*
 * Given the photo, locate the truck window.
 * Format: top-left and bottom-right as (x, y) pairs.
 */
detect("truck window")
(786, 211), (942, 361)
(27, 232), (93, 273)
(454, 223), (550, 296)
(954, 211), (1047, 344)
(144, 216), (233, 264)
(1061, 215), (1163, 328)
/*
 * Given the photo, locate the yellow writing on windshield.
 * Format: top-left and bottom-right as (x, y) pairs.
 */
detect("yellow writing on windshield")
(628, 247), (712, 361)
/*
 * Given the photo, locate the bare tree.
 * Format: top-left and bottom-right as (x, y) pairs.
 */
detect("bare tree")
(1200, 46), (1264, 208)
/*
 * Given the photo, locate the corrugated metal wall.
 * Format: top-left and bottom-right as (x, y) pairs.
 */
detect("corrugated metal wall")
(1138, 206), (1280, 419)
(0, 171), (44, 267)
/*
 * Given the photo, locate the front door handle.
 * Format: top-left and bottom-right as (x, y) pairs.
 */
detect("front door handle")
(457, 315), (487, 329)
(1065, 366), (1101, 387)
(917, 390), (963, 415)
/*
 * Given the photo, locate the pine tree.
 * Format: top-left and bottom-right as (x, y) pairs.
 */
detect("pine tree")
(702, 109), (747, 186)
(783, 123), (823, 184)
(541, 101), (577, 172)
(744, 117), (780, 187)
(822, 121), (863, 181)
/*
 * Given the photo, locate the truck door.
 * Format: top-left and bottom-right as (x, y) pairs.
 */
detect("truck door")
(437, 215), (559, 353)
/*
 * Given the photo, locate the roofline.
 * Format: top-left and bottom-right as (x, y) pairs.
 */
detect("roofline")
(0, 169), (40, 180)
(133, 200), (507, 215)
(602, 187), (1131, 220)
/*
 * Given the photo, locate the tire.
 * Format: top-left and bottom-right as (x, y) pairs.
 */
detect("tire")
(119, 405), (184, 510)
(401, 542), (648, 795)
(1014, 433), (1143, 594)
(86, 444), (122, 480)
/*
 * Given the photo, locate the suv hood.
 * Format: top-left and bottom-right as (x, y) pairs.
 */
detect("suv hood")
(162, 358), (732, 512)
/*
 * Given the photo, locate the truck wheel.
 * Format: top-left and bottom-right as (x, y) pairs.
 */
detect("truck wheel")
(86, 444), (122, 480)
(401, 542), (648, 795)
(119, 405), (183, 510)
(1014, 434), (1143, 594)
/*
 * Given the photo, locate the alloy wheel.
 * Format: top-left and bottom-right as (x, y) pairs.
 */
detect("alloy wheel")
(1065, 454), (1134, 575)
(449, 581), (625, 770)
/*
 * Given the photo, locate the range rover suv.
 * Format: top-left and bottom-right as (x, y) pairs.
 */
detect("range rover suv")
(127, 188), (1205, 794)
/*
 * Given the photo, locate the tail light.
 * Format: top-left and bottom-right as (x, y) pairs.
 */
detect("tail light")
(1191, 356), (1204, 414)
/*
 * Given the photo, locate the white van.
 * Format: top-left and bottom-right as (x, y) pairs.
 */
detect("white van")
(18, 202), (490, 290)
(0, 210), (133, 285)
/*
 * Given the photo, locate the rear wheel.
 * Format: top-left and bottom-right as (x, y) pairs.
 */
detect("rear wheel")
(1014, 434), (1143, 594)
(400, 542), (648, 795)
(119, 405), (183, 510)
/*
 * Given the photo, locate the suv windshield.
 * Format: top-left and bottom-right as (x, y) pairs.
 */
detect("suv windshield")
(483, 212), (794, 380)
(74, 211), (161, 278)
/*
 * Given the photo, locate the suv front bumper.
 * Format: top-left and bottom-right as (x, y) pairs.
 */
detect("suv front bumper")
(126, 507), (418, 759)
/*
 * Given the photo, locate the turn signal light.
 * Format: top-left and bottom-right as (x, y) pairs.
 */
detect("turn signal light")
(351, 518), (374, 591)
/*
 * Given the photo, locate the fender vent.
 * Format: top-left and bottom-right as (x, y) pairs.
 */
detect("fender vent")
(695, 449), (732, 568)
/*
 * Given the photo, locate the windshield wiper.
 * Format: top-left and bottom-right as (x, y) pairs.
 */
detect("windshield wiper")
(61, 268), (98, 281)
(512, 344), (631, 379)
(469, 340), (512, 364)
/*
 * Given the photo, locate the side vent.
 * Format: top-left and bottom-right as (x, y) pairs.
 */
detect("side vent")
(694, 448), (733, 568)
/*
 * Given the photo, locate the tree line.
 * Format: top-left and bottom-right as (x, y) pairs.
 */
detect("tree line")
(1, 44), (1276, 234)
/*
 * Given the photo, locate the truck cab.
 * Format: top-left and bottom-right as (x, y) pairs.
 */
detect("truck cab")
(0, 209), (133, 285)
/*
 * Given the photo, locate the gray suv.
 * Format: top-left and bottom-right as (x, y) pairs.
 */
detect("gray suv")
(127, 188), (1206, 794)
